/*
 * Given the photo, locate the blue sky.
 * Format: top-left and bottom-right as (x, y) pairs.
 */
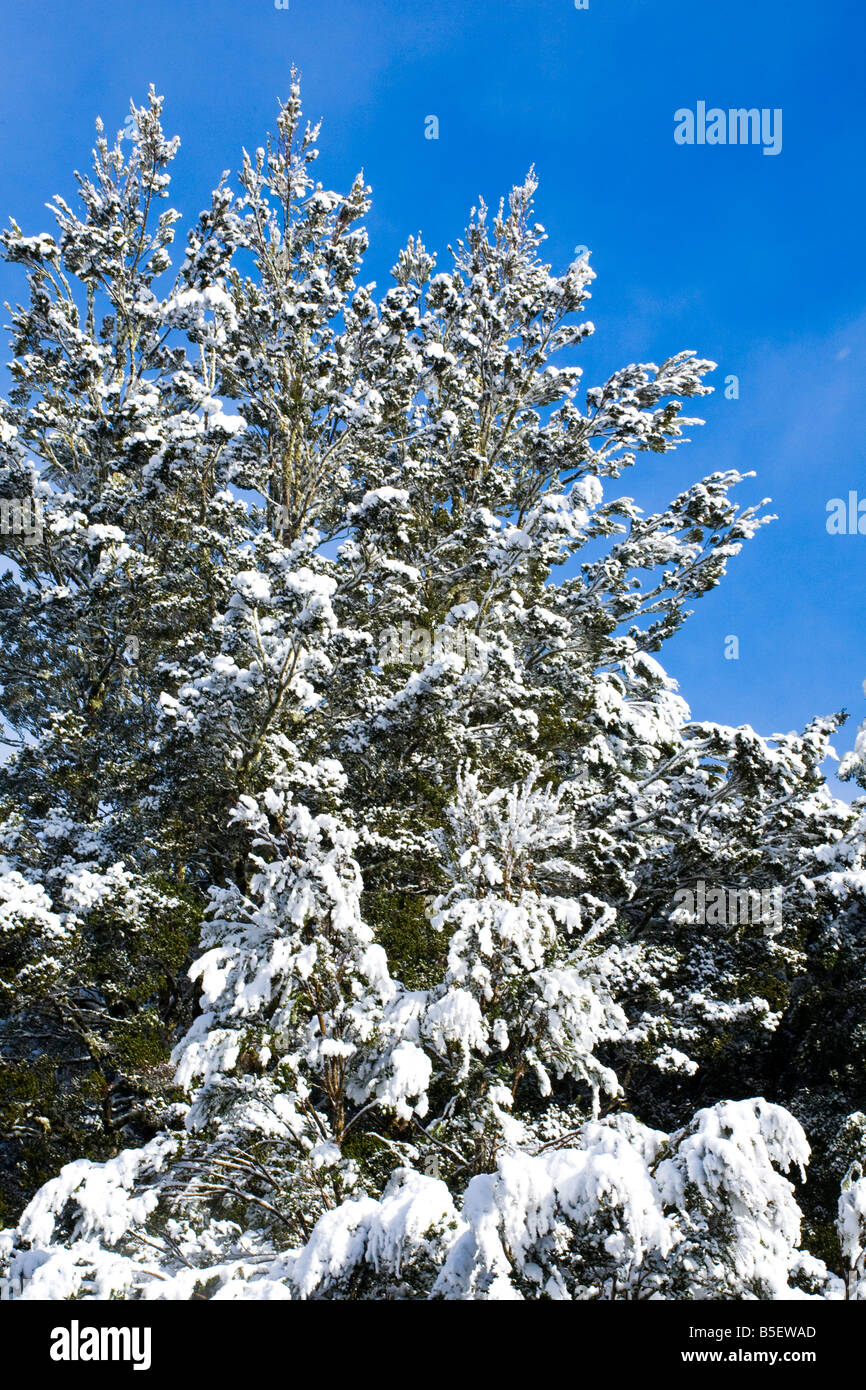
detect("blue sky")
(1, 0), (864, 792)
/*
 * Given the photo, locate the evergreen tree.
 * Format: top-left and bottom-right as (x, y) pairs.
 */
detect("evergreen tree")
(1, 80), (864, 1299)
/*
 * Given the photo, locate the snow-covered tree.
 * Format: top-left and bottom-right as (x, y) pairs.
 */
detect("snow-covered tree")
(837, 1121), (866, 1300)
(1, 77), (864, 1299)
